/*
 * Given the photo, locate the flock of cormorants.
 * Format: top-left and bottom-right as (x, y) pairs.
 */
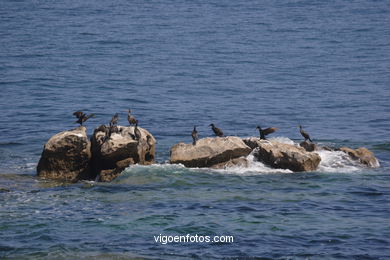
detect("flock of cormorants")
(73, 110), (313, 146)
(73, 109), (143, 143)
(193, 123), (312, 145)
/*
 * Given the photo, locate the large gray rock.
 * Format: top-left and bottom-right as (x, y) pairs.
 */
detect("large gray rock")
(245, 138), (321, 172)
(91, 125), (156, 180)
(339, 147), (380, 168)
(37, 126), (91, 182)
(170, 136), (252, 168)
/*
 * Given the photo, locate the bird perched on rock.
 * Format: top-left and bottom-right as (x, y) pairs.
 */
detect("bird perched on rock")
(134, 120), (141, 141)
(191, 126), (199, 145)
(94, 125), (109, 143)
(256, 126), (278, 140)
(110, 113), (119, 127)
(209, 123), (224, 137)
(127, 109), (137, 125)
(73, 111), (95, 126)
(146, 135), (153, 152)
(299, 125), (312, 142)
(73, 111), (84, 119)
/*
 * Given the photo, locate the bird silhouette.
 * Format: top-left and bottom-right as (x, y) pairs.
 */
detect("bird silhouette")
(191, 126), (199, 145)
(209, 123), (224, 137)
(127, 109), (137, 125)
(73, 111), (95, 126)
(256, 126), (278, 140)
(299, 125), (312, 142)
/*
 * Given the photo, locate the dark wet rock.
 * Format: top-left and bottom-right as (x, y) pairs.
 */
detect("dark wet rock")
(170, 137), (252, 168)
(99, 169), (121, 182)
(211, 157), (249, 169)
(248, 139), (321, 172)
(98, 158), (135, 182)
(91, 125), (155, 180)
(37, 126), (92, 182)
(299, 141), (317, 152)
(242, 137), (262, 150)
(339, 147), (380, 168)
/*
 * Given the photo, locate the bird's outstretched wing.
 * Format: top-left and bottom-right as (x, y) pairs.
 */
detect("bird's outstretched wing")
(263, 127), (278, 135)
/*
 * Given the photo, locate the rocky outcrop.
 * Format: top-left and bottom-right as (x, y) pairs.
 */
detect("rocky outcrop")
(170, 137), (252, 168)
(91, 125), (156, 179)
(37, 127), (92, 182)
(244, 138), (321, 172)
(339, 147), (380, 168)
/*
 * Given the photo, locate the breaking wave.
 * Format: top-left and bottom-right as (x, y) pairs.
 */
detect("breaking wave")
(316, 150), (361, 173)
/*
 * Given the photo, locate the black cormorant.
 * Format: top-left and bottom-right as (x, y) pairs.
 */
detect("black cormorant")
(146, 135), (153, 151)
(209, 123), (224, 137)
(134, 120), (141, 141)
(191, 126), (199, 145)
(73, 111), (95, 126)
(110, 113), (119, 127)
(256, 126), (278, 140)
(299, 125), (312, 142)
(127, 109), (137, 125)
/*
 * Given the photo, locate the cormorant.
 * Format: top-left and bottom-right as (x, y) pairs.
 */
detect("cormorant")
(191, 126), (199, 145)
(107, 125), (119, 140)
(146, 135), (153, 151)
(134, 120), (141, 141)
(209, 123), (224, 137)
(127, 109), (137, 125)
(94, 125), (109, 143)
(73, 111), (95, 126)
(299, 125), (312, 142)
(256, 126), (278, 140)
(73, 111), (84, 119)
(110, 113), (119, 127)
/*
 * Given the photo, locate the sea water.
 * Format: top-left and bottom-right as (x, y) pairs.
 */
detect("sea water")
(1, 0), (389, 258)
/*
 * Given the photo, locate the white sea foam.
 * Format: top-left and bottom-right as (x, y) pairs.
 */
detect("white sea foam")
(213, 139), (365, 174)
(316, 149), (361, 173)
(214, 153), (293, 176)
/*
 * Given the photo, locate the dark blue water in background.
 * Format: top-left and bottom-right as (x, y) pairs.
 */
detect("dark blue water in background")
(1, 0), (390, 258)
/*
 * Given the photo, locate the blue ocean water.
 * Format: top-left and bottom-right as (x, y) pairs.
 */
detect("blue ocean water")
(1, 0), (390, 258)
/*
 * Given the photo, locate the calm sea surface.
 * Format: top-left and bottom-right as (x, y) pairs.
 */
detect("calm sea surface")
(1, 0), (390, 258)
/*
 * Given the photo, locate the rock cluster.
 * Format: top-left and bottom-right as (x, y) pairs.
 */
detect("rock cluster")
(37, 125), (155, 182)
(37, 126), (380, 182)
(170, 136), (322, 172)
